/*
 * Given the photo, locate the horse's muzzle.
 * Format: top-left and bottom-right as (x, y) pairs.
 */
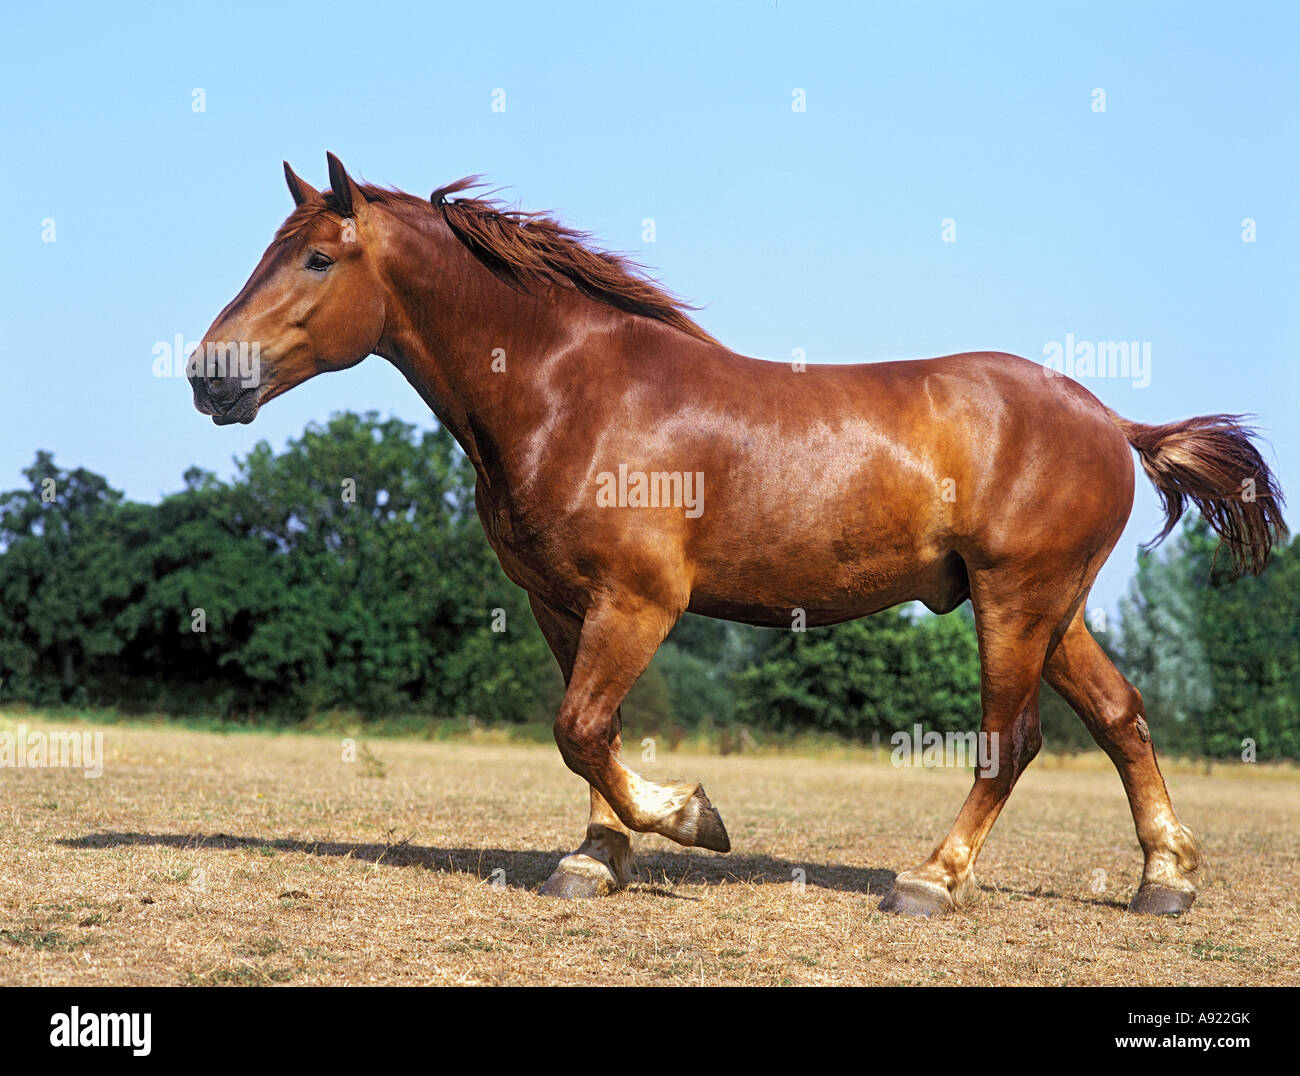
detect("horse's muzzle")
(189, 372), (261, 425)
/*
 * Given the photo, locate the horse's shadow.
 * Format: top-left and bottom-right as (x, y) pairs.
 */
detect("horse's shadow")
(56, 831), (896, 898)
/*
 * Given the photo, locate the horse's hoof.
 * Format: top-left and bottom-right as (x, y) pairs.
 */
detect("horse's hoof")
(538, 853), (616, 899)
(1128, 884), (1195, 916)
(689, 786), (731, 853)
(654, 784), (731, 851)
(538, 870), (609, 899)
(879, 883), (953, 917)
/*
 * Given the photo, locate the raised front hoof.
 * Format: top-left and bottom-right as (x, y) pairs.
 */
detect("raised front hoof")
(692, 787), (731, 852)
(1128, 885), (1196, 916)
(679, 785), (730, 852)
(878, 884), (953, 918)
(537, 854), (616, 899)
(653, 784), (731, 851)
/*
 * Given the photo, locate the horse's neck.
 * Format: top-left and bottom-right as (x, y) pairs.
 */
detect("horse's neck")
(374, 213), (601, 490)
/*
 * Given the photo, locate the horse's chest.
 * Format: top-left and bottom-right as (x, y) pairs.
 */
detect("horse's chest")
(475, 486), (554, 585)
(477, 487), (524, 551)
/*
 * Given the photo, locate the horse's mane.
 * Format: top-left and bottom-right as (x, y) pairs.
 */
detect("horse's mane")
(277, 179), (717, 345)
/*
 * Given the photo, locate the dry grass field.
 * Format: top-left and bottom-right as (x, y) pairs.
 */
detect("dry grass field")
(1, 715), (1297, 986)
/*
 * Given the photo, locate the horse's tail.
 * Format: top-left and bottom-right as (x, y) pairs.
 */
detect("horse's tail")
(1107, 409), (1287, 577)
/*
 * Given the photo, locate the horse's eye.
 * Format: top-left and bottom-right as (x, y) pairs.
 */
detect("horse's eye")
(306, 252), (333, 272)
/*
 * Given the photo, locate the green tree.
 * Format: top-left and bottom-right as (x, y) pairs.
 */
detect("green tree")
(1119, 518), (1300, 760)
(733, 606), (982, 738)
(0, 452), (141, 704)
(0, 415), (559, 723)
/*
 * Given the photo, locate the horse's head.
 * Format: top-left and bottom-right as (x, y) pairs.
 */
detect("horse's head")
(189, 153), (388, 425)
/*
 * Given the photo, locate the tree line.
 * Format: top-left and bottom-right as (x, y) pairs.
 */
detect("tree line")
(1, 412), (1295, 758)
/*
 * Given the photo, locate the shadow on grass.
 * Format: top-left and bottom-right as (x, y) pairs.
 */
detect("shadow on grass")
(57, 831), (897, 898)
(983, 883), (1130, 912)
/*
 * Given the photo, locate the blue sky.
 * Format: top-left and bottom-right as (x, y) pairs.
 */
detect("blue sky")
(2, 0), (1296, 617)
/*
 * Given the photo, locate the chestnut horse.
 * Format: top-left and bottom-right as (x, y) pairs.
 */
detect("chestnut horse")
(189, 155), (1285, 916)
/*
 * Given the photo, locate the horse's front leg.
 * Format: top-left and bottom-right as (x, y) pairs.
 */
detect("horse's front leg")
(539, 778), (639, 898)
(528, 595), (636, 897)
(534, 592), (730, 898)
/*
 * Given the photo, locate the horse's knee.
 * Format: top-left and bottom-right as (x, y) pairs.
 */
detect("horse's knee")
(553, 705), (605, 771)
(1097, 681), (1147, 739)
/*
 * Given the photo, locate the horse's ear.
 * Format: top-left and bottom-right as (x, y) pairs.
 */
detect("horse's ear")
(283, 161), (321, 206)
(325, 152), (366, 219)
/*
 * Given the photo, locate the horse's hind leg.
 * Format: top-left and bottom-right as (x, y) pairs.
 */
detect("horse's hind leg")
(528, 595), (637, 898)
(879, 567), (1064, 916)
(1044, 606), (1202, 914)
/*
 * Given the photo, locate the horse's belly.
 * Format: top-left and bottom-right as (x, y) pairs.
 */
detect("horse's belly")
(686, 548), (969, 627)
